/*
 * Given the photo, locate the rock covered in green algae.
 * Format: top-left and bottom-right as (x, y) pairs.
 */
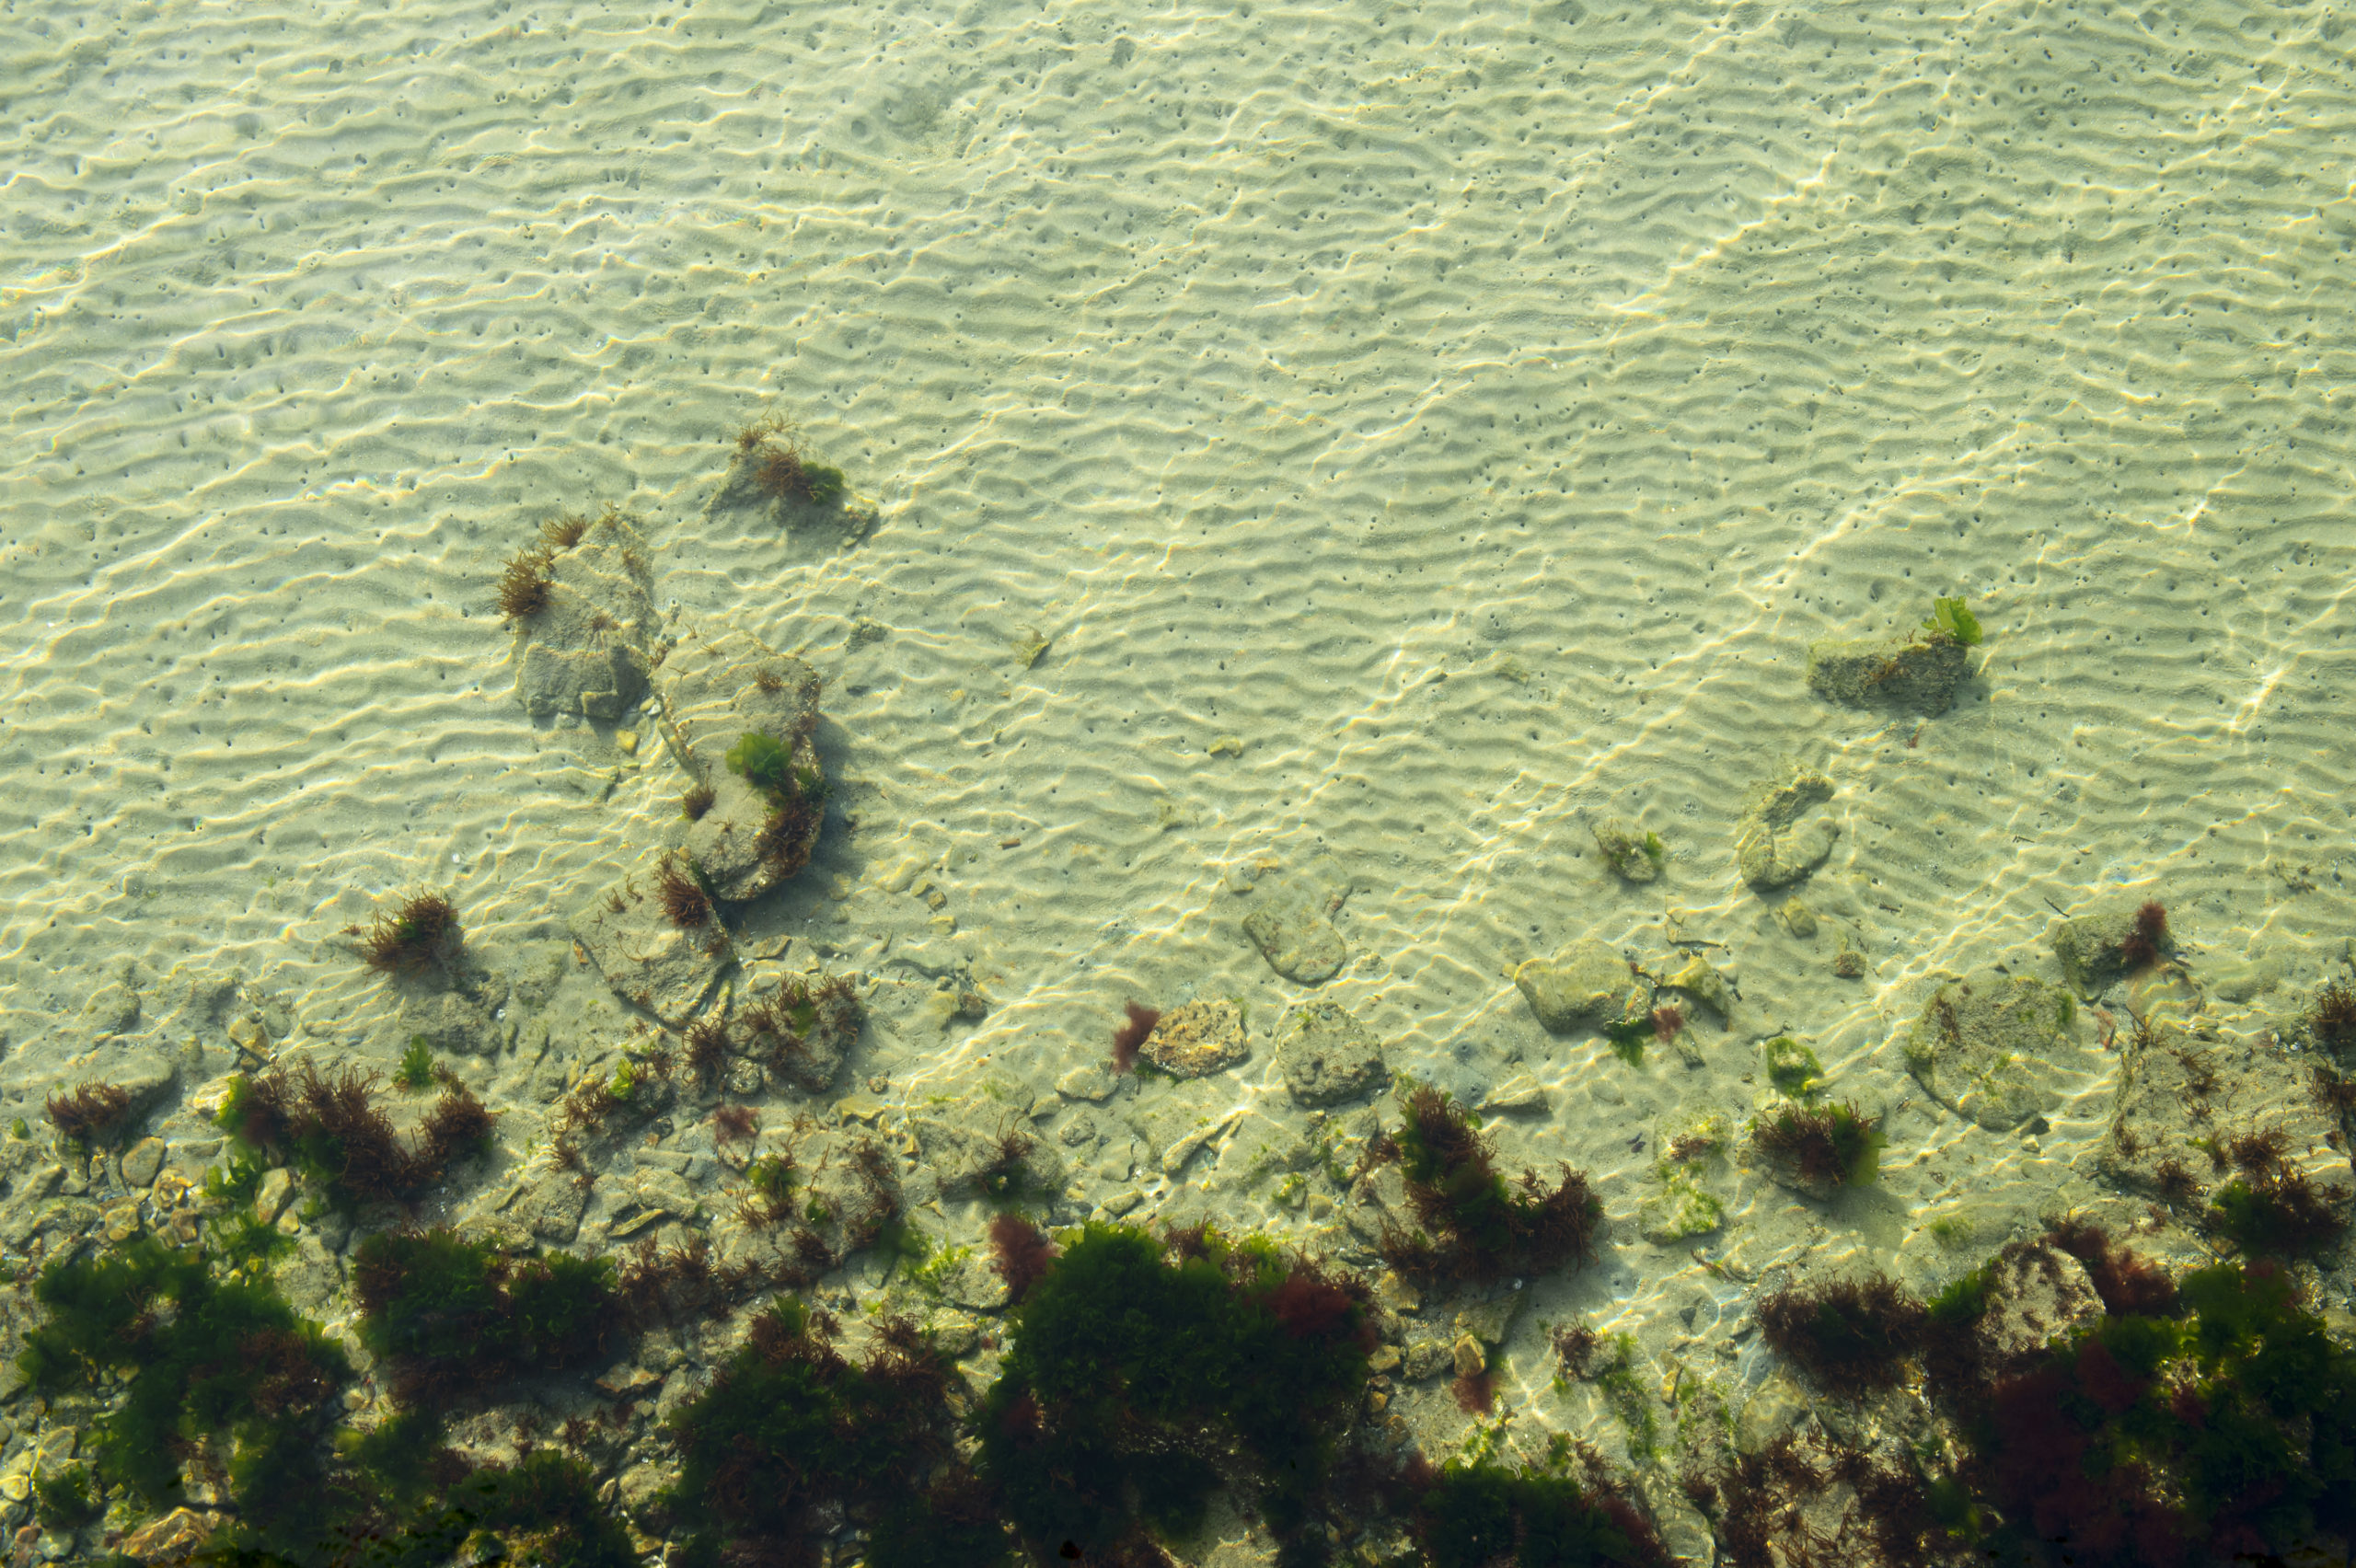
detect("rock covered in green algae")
(1513, 938), (1646, 1034)
(1273, 999), (1386, 1107)
(654, 624), (826, 904)
(1733, 760), (1841, 892)
(512, 513), (659, 721)
(1900, 971), (2081, 1130)
(1240, 875), (1347, 985)
(1805, 634), (1972, 715)
(1591, 817), (1666, 882)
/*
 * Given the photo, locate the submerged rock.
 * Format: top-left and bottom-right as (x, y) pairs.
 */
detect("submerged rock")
(512, 513), (659, 721)
(2097, 1015), (2351, 1218)
(1241, 876), (1347, 985)
(1733, 760), (1841, 891)
(1274, 999), (1387, 1107)
(1900, 972), (2082, 1131)
(568, 848), (735, 1025)
(1806, 633), (1972, 715)
(1140, 998), (1252, 1079)
(655, 625), (827, 904)
(1513, 939), (1645, 1034)
(2050, 897), (2167, 998)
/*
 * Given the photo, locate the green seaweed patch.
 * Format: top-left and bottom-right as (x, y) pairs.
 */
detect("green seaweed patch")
(724, 730), (793, 795)
(17, 1236), (354, 1555)
(352, 1228), (623, 1408)
(663, 1297), (991, 1568)
(1602, 1015), (1650, 1066)
(1408, 1439), (1674, 1568)
(979, 1220), (1378, 1564)
(1921, 595), (1983, 647)
(395, 1034), (435, 1093)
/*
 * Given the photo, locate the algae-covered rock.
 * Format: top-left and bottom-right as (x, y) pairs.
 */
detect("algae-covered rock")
(1592, 818), (1665, 883)
(1241, 877), (1347, 985)
(1639, 1159), (1725, 1242)
(905, 1112), (1067, 1206)
(1140, 998), (1252, 1079)
(568, 847), (736, 1026)
(512, 513), (659, 721)
(1733, 761), (1841, 891)
(1513, 939), (1645, 1034)
(1900, 972), (2079, 1130)
(2097, 1014), (2351, 1217)
(1665, 953), (1734, 1024)
(1805, 634), (1971, 715)
(1274, 999), (1386, 1107)
(655, 624), (827, 904)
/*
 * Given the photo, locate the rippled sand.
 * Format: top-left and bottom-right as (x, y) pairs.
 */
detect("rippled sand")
(4, 0), (2353, 1482)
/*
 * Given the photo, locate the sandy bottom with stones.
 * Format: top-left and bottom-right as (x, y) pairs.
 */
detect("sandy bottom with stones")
(4, 0), (2356, 1559)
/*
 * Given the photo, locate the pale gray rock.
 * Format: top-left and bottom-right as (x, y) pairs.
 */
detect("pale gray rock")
(1241, 878), (1346, 985)
(1513, 939), (1645, 1034)
(1900, 972), (2080, 1131)
(568, 848), (735, 1026)
(509, 1168), (592, 1244)
(1275, 999), (1386, 1107)
(906, 1112), (1065, 1205)
(655, 625), (826, 902)
(511, 514), (659, 721)
(80, 982), (140, 1037)
(1734, 761), (1841, 891)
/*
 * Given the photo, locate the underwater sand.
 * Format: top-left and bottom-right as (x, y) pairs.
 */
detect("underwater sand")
(4, 0), (2355, 1517)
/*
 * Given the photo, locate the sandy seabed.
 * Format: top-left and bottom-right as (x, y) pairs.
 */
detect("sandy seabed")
(3, 0), (2355, 1551)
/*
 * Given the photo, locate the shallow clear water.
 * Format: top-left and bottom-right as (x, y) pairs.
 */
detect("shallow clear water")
(3, 0), (2353, 1561)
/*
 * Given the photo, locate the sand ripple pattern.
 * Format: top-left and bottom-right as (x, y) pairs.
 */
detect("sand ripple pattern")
(1, 0), (2351, 1138)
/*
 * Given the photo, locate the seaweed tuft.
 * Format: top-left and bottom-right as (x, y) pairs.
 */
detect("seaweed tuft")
(352, 891), (463, 977)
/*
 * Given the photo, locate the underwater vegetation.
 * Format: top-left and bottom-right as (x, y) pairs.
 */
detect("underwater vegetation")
(1761, 1037), (1824, 1101)
(660, 1297), (976, 1568)
(348, 891), (463, 978)
(654, 851), (714, 928)
(17, 1230), (356, 1557)
(351, 1228), (625, 1408)
(1920, 594), (1983, 646)
(496, 548), (553, 623)
(1399, 1439), (1672, 1568)
(1750, 1100), (1884, 1190)
(680, 779), (717, 821)
(1754, 1272), (1926, 1395)
(2310, 980), (2356, 1053)
(1364, 1081), (1603, 1291)
(1960, 1252), (2356, 1568)
(2116, 899), (2172, 972)
(733, 414), (849, 511)
(43, 1079), (133, 1146)
(2201, 1126), (2350, 1253)
(1111, 998), (1161, 1074)
(727, 972), (864, 1092)
(979, 1220), (1378, 1568)
(218, 1059), (495, 1214)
